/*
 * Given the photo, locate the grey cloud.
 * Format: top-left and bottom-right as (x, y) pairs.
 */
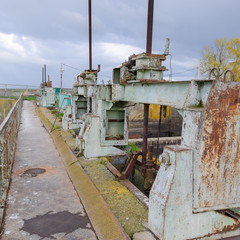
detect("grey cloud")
(0, 0), (239, 87)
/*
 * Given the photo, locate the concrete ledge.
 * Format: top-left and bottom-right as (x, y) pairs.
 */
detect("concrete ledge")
(36, 107), (130, 240)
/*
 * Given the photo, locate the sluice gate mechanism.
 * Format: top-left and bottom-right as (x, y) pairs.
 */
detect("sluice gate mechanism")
(39, 0), (240, 239)
(61, 56), (240, 239)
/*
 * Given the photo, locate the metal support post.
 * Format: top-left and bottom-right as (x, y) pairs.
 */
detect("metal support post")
(88, 0), (92, 71)
(60, 63), (63, 93)
(142, 104), (149, 165)
(42, 67), (44, 83)
(4, 84), (7, 96)
(143, 0), (154, 165)
(146, 0), (154, 54)
(156, 105), (163, 159)
(44, 64), (47, 84)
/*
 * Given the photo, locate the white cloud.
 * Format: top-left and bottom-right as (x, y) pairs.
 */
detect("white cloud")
(0, 33), (25, 55)
(96, 42), (144, 63)
(0, 32), (52, 64)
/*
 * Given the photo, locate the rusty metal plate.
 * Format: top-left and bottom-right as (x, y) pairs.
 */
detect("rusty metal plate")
(194, 80), (240, 212)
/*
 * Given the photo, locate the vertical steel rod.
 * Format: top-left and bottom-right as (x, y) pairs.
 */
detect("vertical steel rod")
(88, 0), (92, 71)
(146, 0), (154, 54)
(156, 105), (163, 159)
(142, 0), (154, 164)
(142, 104), (149, 165)
(44, 64), (47, 83)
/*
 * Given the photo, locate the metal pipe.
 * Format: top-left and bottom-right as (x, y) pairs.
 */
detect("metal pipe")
(44, 64), (47, 83)
(143, 0), (154, 166)
(223, 69), (235, 82)
(209, 68), (220, 80)
(60, 63), (63, 93)
(146, 0), (154, 54)
(88, 0), (92, 71)
(142, 104), (149, 165)
(148, 144), (153, 162)
(156, 105), (163, 159)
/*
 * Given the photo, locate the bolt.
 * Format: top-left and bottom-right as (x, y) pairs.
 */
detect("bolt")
(161, 152), (171, 166)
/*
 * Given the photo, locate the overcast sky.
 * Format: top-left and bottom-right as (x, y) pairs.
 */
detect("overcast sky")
(0, 0), (239, 88)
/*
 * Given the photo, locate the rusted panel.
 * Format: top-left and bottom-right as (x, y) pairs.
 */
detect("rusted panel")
(194, 80), (240, 211)
(120, 151), (142, 179)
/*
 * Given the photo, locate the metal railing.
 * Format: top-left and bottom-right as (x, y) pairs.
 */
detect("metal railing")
(0, 94), (23, 208)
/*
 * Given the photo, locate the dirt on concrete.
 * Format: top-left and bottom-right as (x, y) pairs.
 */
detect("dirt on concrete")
(39, 106), (148, 238)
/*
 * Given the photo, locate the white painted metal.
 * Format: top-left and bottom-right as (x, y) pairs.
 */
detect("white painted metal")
(149, 145), (239, 240)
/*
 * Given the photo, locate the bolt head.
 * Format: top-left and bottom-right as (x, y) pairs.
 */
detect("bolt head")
(161, 152), (171, 165)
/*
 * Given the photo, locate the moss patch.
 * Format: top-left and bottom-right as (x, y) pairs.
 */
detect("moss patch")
(191, 99), (204, 109)
(79, 158), (148, 238)
(38, 106), (148, 238)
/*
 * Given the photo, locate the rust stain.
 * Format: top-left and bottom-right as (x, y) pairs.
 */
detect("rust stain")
(221, 223), (240, 233)
(198, 81), (240, 208)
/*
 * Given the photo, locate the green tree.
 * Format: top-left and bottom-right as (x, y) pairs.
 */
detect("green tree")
(227, 38), (240, 81)
(200, 37), (240, 81)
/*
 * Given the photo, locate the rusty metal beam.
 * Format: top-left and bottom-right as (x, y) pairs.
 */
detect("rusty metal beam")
(142, 104), (149, 165)
(146, 0), (154, 54)
(88, 0), (92, 71)
(44, 64), (47, 83)
(120, 151), (142, 180)
(156, 105), (163, 159)
(143, 0), (154, 169)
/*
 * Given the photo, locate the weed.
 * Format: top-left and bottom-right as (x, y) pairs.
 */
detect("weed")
(57, 112), (64, 118)
(128, 143), (140, 153)
(0, 96), (18, 100)
(73, 128), (79, 135)
(54, 124), (61, 130)
(191, 99), (204, 109)
(23, 96), (37, 101)
(99, 159), (106, 166)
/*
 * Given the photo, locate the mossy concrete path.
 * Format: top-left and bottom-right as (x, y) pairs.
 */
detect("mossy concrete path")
(37, 106), (148, 239)
(1, 101), (97, 239)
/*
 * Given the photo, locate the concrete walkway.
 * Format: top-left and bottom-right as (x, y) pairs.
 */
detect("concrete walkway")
(1, 101), (98, 240)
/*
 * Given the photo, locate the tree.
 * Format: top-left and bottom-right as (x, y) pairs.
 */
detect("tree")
(200, 37), (240, 81)
(227, 38), (240, 81)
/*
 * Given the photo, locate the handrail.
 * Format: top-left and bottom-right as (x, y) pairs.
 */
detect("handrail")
(0, 94), (23, 214)
(0, 94), (23, 131)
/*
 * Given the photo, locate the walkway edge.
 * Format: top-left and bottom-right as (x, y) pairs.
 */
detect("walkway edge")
(36, 107), (130, 240)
